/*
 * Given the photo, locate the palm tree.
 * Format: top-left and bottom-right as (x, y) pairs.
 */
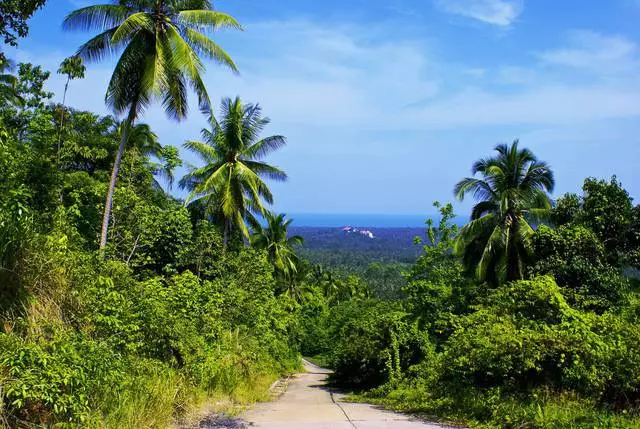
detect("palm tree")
(56, 56), (86, 159)
(454, 140), (554, 284)
(0, 57), (22, 107)
(250, 212), (304, 282)
(57, 56), (86, 105)
(63, 1), (241, 250)
(116, 121), (181, 190)
(119, 121), (162, 159)
(180, 97), (288, 248)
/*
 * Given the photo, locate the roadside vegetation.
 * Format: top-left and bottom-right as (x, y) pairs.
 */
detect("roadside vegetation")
(301, 143), (640, 428)
(1, 2), (640, 428)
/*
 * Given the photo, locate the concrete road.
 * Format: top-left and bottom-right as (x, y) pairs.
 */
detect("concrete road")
(242, 361), (450, 429)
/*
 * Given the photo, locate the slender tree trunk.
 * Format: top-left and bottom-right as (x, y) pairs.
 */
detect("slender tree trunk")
(56, 77), (70, 164)
(99, 104), (137, 250)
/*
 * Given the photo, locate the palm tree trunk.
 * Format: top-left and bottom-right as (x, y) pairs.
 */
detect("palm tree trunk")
(99, 104), (137, 250)
(56, 77), (70, 164)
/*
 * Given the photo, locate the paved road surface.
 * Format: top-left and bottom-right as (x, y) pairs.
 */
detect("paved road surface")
(242, 361), (450, 429)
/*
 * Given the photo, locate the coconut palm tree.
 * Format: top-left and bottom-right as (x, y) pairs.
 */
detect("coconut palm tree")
(56, 55), (86, 160)
(250, 212), (304, 281)
(0, 57), (22, 107)
(454, 140), (554, 284)
(180, 97), (288, 248)
(57, 56), (85, 112)
(118, 122), (162, 159)
(63, 0), (241, 250)
(116, 121), (181, 190)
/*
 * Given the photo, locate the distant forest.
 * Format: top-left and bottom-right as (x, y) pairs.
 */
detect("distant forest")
(291, 226), (427, 299)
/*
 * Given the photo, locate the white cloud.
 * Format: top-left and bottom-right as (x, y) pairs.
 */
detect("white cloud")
(19, 18), (640, 211)
(465, 68), (487, 78)
(404, 85), (640, 129)
(31, 20), (640, 134)
(537, 30), (638, 75)
(434, 0), (523, 27)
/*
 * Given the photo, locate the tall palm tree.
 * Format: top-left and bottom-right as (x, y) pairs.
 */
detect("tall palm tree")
(63, 0), (241, 250)
(116, 121), (181, 190)
(0, 57), (22, 107)
(180, 97), (288, 247)
(56, 55), (86, 161)
(250, 212), (304, 281)
(57, 55), (86, 108)
(454, 140), (554, 284)
(118, 121), (162, 159)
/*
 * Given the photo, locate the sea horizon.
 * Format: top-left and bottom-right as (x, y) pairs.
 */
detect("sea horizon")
(286, 212), (468, 228)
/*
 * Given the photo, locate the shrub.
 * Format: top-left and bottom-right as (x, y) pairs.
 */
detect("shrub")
(0, 332), (124, 426)
(442, 277), (640, 403)
(531, 225), (630, 312)
(328, 300), (428, 388)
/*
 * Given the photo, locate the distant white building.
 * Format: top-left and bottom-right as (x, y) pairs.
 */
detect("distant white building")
(341, 226), (374, 239)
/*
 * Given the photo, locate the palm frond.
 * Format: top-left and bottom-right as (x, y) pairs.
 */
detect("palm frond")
(244, 135), (287, 159)
(183, 27), (239, 73)
(63, 4), (129, 32)
(177, 10), (243, 31)
(111, 12), (154, 44)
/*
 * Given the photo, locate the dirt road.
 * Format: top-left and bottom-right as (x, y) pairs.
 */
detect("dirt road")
(242, 361), (450, 429)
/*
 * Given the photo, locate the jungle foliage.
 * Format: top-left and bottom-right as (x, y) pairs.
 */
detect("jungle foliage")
(0, 58), (304, 427)
(300, 159), (640, 428)
(2, 5), (640, 428)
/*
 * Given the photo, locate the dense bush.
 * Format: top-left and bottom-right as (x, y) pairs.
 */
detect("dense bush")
(314, 193), (640, 428)
(326, 300), (427, 388)
(531, 225), (630, 312)
(0, 221), (300, 426)
(0, 96), (301, 426)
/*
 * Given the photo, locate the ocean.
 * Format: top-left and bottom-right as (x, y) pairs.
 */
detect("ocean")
(286, 213), (468, 228)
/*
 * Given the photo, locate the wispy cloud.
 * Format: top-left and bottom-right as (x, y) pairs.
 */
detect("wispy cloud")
(434, 0), (524, 27)
(22, 17), (640, 211)
(537, 30), (638, 75)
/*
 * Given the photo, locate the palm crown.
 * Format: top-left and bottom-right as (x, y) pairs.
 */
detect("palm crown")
(180, 96), (288, 243)
(454, 140), (555, 284)
(63, 0), (241, 250)
(63, 0), (240, 118)
(0, 58), (21, 107)
(250, 212), (304, 278)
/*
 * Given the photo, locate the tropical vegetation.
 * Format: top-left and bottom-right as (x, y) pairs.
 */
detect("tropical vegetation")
(63, 0), (241, 249)
(1, 3), (640, 429)
(454, 140), (555, 284)
(180, 97), (288, 247)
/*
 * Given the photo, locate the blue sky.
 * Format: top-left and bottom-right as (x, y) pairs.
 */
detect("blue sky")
(10, 0), (640, 215)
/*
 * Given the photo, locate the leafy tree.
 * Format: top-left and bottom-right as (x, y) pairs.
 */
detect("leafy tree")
(531, 224), (630, 312)
(551, 177), (638, 267)
(15, 63), (52, 110)
(63, 0), (241, 250)
(405, 202), (473, 332)
(58, 110), (117, 174)
(0, 63), (52, 136)
(0, 0), (47, 47)
(154, 145), (182, 190)
(454, 140), (554, 284)
(181, 97), (288, 247)
(250, 212), (304, 291)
